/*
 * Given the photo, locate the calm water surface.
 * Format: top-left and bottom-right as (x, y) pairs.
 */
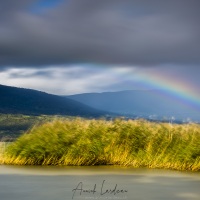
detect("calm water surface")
(0, 165), (199, 200)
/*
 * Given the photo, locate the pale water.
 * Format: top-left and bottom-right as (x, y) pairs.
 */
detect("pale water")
(0, 165), (199, 200)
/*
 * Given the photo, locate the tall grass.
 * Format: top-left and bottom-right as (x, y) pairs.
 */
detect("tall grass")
(3, 118), (200, 171)
(0, 142), (12, 164)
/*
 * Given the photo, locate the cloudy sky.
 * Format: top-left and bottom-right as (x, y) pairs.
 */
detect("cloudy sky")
(0, 0), (200, 96)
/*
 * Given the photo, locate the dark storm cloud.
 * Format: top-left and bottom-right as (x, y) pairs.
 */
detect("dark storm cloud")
(0, 0), (200, 68)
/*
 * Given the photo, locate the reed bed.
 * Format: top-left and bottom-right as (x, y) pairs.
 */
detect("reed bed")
(3, 118), (200, 171)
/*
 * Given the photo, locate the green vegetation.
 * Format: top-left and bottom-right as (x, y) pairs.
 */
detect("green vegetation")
(2, 118), (200, 171)
(0, 142), (11, 164)
(0, 114), (70, 140)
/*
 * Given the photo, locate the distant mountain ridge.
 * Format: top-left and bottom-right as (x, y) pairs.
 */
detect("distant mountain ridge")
(67, 90), (200, 122)
(0, 84), (106, 117)
(1, 84), (199, 121)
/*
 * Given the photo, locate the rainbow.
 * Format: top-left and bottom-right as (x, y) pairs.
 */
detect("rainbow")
(97, 65), (200, 112)
(86, 64), (200, 114)
(138, 72), (200, 112)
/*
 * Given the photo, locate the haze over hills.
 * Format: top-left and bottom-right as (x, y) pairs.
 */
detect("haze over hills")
(0, 84), (106, 117)
(67, 90), (200, 122)
(1, 84), (199, 122)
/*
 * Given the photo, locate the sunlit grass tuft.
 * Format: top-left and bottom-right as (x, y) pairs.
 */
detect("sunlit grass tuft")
(3, 118), (200, 171)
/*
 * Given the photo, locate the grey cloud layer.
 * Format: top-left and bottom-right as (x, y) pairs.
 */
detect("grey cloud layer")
(0, 0), (200, 67)
(0, 66), (139, 94)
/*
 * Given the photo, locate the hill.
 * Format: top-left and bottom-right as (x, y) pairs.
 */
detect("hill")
(67, 90), (200, 122)
(0, 84), (106, 117)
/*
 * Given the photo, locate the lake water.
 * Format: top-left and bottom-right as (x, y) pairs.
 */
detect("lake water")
(0, 165), (199, 200)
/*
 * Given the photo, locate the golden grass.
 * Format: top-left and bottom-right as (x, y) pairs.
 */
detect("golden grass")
(2, 118), (200, 171)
